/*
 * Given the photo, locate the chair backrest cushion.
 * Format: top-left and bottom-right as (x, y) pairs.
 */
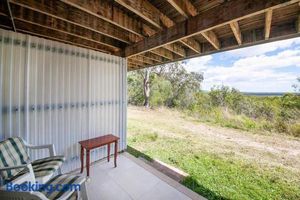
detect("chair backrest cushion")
(0, 137), (30, 180)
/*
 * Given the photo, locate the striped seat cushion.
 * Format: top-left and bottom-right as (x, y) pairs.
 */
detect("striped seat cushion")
(39, 174), (84, 200)
(5, 155), (65, 184)
(32, 155), (65, 178)
(0, 137), (30, 180)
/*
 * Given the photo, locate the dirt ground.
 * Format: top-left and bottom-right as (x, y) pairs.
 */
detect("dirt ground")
(128, 106), (300, 173)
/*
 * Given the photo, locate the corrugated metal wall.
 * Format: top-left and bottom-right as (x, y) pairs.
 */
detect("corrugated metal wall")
(0, 29), (127, 172)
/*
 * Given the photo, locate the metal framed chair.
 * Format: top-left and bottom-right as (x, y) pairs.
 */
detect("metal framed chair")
(0, 137), (65, 185)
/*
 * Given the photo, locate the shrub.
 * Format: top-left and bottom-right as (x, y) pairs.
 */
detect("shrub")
(274, 119), (288, 133)
(290, 124), (300, 137)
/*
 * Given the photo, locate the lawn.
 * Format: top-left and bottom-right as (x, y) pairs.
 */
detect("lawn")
(127, 106), (300, 200)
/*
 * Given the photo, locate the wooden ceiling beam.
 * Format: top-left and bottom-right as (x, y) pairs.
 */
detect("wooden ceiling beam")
(163, 43), (186, 57)
(115, 0), (202, 57)
(166, 0), (197, 18)
(2, 4), (123, 52)
(143, 52), (166, 63)
(150, 48), (174, 60)
(115, 0), (174, 29)
(180, 38), (201, 53)
(128, 61), (143, 70)
(62, 0), (187, 57)
(10, 0), (138, 44)
(298, 13), (300, 33)
(167, 0), (219, 51)
(128, 61), (142, 66)
(166, 0), (202, 54)
(60, 0), (153, 38)
(230, 21), (242, 45)
(124, 0), (297, 57)
(265, 9), (273, 40)
(130, 55), (156, 65)
(202, 31), (220, 50)
(5, 18), (116, 54)
(128, 58), (149, 66)
(129, 20), (300, 70)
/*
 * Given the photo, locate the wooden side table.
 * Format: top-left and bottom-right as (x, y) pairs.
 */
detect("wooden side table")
(79, 134), (119, 177)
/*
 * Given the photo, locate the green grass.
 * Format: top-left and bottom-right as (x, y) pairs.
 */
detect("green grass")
(127, 107), (300, 200)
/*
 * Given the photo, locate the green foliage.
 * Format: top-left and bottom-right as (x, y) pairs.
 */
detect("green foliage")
(290, 123), (300, 137)
(127, 62), (203, 108)
(127, 72), (144, 105)
(149, 76), (172, 107)
(189, 87), (300, 136)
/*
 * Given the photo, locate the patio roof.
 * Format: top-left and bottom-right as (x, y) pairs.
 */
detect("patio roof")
(0, 0), (299, 71)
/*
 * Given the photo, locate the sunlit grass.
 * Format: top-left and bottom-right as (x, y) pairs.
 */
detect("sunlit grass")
(127, 107), (300, 200)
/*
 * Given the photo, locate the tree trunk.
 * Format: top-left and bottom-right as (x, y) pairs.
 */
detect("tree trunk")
(143, 69), (150, 108)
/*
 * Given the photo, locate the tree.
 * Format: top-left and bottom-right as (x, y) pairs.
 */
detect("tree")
(127, 62), (203, 108)
(136, 66), (165, 107)
(292, 77), (300, 93)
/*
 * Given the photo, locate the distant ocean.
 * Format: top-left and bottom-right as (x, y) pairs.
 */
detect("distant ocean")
(242, 92), (291, 97)
(202, 91), (299, 96)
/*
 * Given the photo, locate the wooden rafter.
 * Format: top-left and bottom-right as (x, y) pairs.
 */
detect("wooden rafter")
(201, 31), (220, 50)
(166, 0), (204, 54)
(164, 43), (186, 57)
(130, 55), (155, 65)
(265, 9), (273, 39)
(124, 0), (297, 57)
(115, 0), (173, 29)
(10, 0), (138, 44)
(1, 4), (123, 52)
(6, 0), (16, 31)
(60, 0), (149, 38)
(230, 21), (242, 45)
(128, 61), (143, 69)
(180, 38), (201, 53)
(166, 0), (197, 18)
(115, 0), (200, 56)
(61, 0), (170, 61)
(298, 13), (300, 33)
(0, 16), (113, 54)
(143, 52), (166, 63)
(128, 58), (149, 66)
(150, 48), (174, 60)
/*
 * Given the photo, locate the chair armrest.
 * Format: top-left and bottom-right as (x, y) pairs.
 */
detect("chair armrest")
(0, 164), (28, 172)
(0, 164), (36, 188)
(25, 143), (56, 157)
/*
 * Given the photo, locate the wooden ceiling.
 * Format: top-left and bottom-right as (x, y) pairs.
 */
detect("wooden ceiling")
(0, 0), (299, 71)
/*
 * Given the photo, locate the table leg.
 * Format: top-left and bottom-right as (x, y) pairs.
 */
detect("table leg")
(114, 141), (118, 168)
(107, 143), (110, 162)
(80, 146), (84, 173)
(86, 149), (90, 177)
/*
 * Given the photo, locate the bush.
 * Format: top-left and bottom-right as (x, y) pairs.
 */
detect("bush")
(290, 124), (300, 137)
(187, 87), (300, 136)
(274, 119), (288, 133)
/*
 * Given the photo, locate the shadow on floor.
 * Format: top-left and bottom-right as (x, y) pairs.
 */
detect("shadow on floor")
(126, 146), (229, 200)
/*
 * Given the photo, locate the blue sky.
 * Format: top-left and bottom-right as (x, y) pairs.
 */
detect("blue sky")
(184, 37), (300, 92)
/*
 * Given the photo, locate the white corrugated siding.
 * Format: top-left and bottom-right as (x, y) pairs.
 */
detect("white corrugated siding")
(0, 29), (127, 172)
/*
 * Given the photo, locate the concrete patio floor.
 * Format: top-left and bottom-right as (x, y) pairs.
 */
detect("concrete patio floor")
(80, 152), (205, 200)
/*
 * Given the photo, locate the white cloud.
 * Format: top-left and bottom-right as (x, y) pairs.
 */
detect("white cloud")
(223, 37), (300, 58)
(183, 39), (300, 92)
(184, 55), (213, 72)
